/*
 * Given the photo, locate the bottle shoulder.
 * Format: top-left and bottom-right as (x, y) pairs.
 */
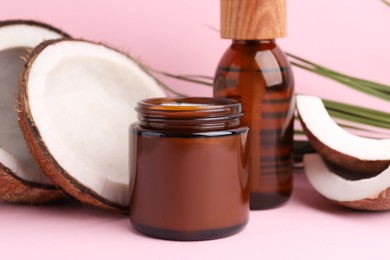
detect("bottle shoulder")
(214, 41), (294, 96)
(217, 41), (290, 71)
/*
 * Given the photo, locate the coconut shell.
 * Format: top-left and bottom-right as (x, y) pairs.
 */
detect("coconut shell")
(0, 19), (70, 38)
(304, 154), (390, 211)
(0, 163), (62, 204)
(337, 188), (390, 211)
(17, 39), (158, 213)
(299, 116), (389, 175)
(0, 20), (69, 204)
(18, 89), (126, 213)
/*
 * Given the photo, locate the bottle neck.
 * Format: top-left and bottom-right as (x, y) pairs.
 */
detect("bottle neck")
(136, 97), (243, 132)
(228, 39), (279, 53)
(232, 39), (276, 45)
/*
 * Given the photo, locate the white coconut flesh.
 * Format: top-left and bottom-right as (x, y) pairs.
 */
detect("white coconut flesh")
(304, 154), (390, 202)
(296, 95), (390, 161)
(23, 40), (166, 208)
(0, 23), (65, 187)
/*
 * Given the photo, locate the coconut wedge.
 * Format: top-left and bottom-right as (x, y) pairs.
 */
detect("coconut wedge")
(0, 20), (68, 203)
(19, 39), (166, 212)
(296, 95), (390, 175)
(304, 154), (390, 210)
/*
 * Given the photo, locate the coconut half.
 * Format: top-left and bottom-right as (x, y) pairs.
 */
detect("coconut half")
(304, 154), (390, 210)
(0, 20), (68, 203)
(19, 39), (166, 212)
(296, 95), (390, 175)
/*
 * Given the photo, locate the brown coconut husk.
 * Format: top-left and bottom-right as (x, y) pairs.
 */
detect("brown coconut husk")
(0, 20), (69, 204)
(299, 115), (389, 175)
(17, 39), (154, 213)
(0, 163), (62, 203)
(338, 188), (390, 211)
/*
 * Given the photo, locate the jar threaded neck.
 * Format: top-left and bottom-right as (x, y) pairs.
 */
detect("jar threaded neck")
(136, 97), (243, 131)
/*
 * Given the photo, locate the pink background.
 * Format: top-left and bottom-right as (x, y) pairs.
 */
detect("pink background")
(1, 0), (390, 259)
(2, 0), (389, 111)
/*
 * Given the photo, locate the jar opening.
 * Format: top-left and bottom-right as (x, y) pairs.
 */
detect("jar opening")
(136, 97), (243, 131)
(159, 102), (209, 107)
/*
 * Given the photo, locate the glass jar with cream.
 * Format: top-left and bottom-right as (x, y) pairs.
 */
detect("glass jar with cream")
(129, 97), (249, 241)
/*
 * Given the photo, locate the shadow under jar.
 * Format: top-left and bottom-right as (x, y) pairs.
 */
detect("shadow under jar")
(129, 97), (249, 241)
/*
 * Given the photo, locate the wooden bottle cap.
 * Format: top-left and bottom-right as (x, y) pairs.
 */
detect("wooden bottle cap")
(220, 0), (286, 39)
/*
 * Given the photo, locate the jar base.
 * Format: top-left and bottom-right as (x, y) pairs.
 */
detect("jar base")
(250, 192), (291, 210)
(131, 220), (248, 241)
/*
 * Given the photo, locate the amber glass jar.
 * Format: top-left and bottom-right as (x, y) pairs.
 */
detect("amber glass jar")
(129, 97), (249, 241)
(214, 40), (295, 209)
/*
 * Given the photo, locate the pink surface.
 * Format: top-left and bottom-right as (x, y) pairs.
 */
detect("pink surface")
(2, 174), (390, 259)
(0, 0), (389, 259)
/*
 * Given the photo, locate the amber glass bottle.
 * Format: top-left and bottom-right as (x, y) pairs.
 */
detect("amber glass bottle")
(214, 0), (295, 209)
